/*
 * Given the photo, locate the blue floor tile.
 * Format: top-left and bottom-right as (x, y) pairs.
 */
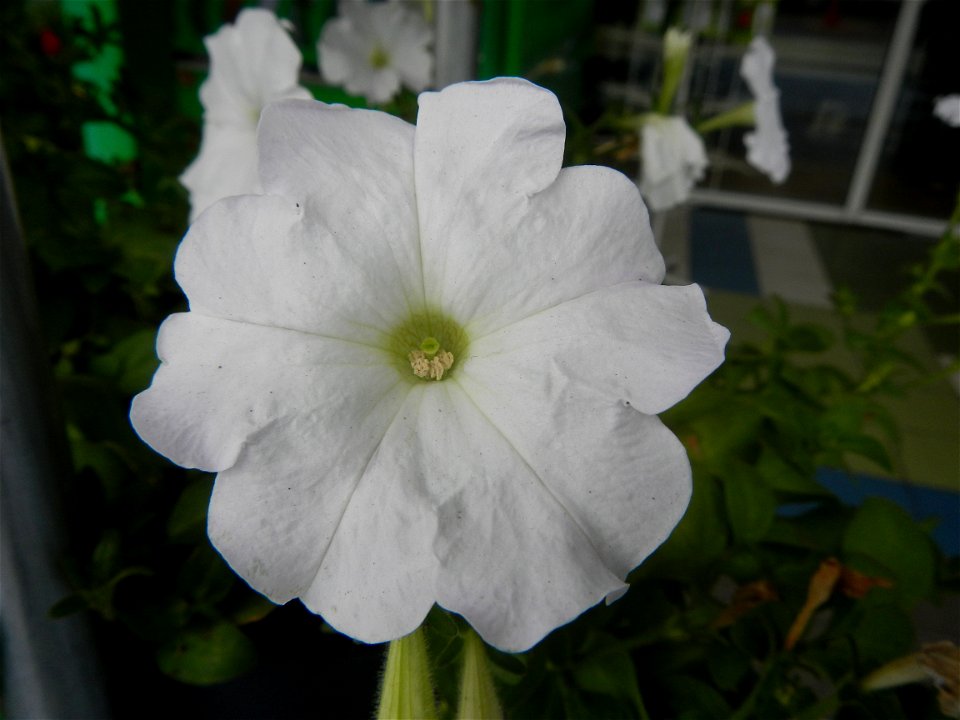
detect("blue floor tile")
(816, 467), (959, 555)
(689, 208), (760, 294)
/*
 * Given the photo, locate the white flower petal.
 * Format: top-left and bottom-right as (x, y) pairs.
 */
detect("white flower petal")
(256, 100), (423, 320)
(415, 79), (575, 320)
(465, 282), (729, 416)
(208, 380), (421, 629)
(185, 9), (310, 220)
(366, 68), (403, 105)
(201, 9), (311, 125)
(176, 193), (417, 344)
(316, 16), (369, 85)
(455, 369), (692, 586)
(739, 35), (777, 99)
(256, 100), (423, 314)
(423, 164), (665, 337)
(302, 386), (439, 643)
(418, 384), (625, 652)
(383, 5), (432, 91)
(130, 313), (398, 472)
(639, 115), (708, 211)
(745, 94), (791, 183)
(180, 125), (259, 222)
(415, 78), (564, 228)
(934, 94), (960, 127)
(739, 36), (791, 183)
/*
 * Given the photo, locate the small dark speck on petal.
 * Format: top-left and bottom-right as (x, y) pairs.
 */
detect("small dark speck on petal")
(217, 365), (222, 369)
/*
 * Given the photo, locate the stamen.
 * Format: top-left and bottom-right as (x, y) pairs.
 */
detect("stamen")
(408, 348), (454, 381)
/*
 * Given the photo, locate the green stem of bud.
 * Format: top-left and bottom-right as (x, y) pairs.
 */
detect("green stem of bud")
(377, 627), (437, 720)
(656, 28), (693, 115)
(456, 629), (503, 720)
(696, 101), (757, 135)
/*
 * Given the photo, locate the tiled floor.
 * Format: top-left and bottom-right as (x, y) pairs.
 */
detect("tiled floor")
(659, 206), (960, 554)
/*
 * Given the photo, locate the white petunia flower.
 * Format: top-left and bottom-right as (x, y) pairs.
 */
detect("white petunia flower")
(639, 114), (709, 211)
(180, 9), (312, 221)
(934, 95), (960, 127)
(739, 35), (790, 183)
(132, 79), (729, 652)
(317, 1), (432, 104)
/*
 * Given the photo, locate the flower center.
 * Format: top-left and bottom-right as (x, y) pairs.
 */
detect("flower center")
(408, 337), (454, 381)
(386, 310), (467, 383)
(369, 45), (390, 70)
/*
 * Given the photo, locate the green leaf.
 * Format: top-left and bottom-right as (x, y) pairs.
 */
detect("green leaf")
(833, 434), (893, 472)
(166, 476), (214, 543)
(842, 497), (936, 601)
(662, 674), (733, 720)
(783, 323), (834, 353)
(818, 401), (894, 471)
(723, 468), (777, 544)
(91, 528), (121, 582)
(49, 593), (91, 618)
(486, 649), (528, 687)
(645, 471), (727, 577)
(706, 642), (751, 691)
(749, 299), (788, 336)
(792, 691), (841, 720)
(67, 423), (131, 497)
(177, 543), (235, 606)
(686, 399), (763, 465)
(156, 621), (256, 685)
(765, 505), (849, 554)
(756, 447), (831, 498)
(89, 327), (159, 395)
(573, 644), (644, 716)
(226, 593), (277, 626)
(851, 601), (913, 665)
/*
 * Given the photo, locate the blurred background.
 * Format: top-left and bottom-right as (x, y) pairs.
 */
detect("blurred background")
(2, 0), (958, 718)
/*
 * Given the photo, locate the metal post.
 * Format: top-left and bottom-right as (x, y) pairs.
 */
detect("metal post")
(1, 140), (110, 718)
(845, 0), (925, 215)
(434, 0), (478, 88)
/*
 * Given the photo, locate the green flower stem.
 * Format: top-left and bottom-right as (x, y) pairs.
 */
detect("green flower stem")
(377, 627), (437, 720)
(609, 112), (651, 132)
(696, 102), (756, 135)
(456, 629), (503, 720)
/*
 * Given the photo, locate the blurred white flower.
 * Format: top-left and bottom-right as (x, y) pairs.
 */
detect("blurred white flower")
(663, 26), (692, 63)
(180, 9), (311, 221)
(131, 78), (728, 652)
(739, 35), (790, 183)
(317, 1), (432, 104)
(934, 95), (960, 127)
(639, 114), (708, 211)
